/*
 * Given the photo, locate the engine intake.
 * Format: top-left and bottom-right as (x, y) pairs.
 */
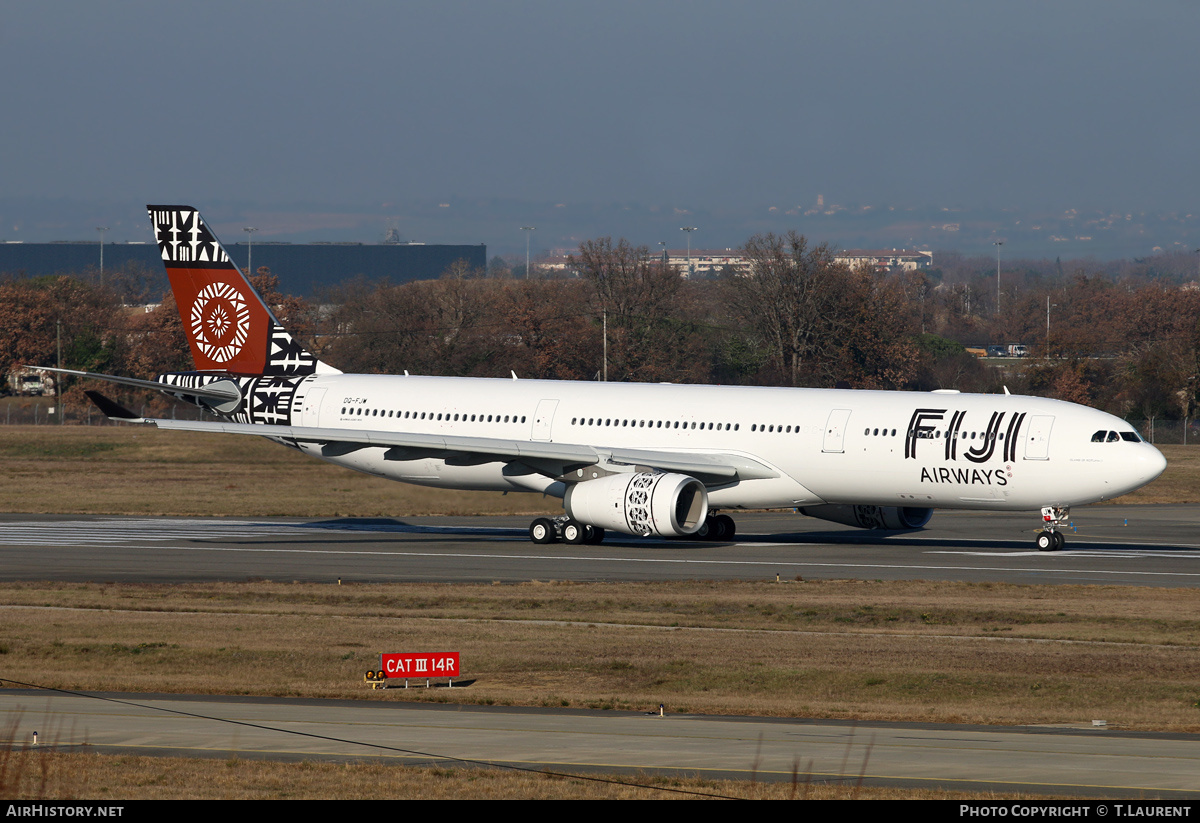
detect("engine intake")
(799, 504), (933, 531)
(565, 472), (708, 537)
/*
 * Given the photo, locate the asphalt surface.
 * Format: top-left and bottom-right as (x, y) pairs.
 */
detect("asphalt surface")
(1, 505), (1199, 586)
(4, 689), (1199, 798)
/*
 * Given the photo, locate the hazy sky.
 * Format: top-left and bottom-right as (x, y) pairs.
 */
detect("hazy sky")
(4, 2), (1199, 246)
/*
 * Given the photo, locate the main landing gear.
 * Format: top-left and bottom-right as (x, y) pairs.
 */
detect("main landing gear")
(696, 513), (737, 541)
(1036, 505), (1069, 551)
(529, 516), (605, 545)
(526, 513), (738, 544)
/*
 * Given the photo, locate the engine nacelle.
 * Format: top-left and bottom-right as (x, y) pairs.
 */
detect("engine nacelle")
(564, 472), (708, 537)
(799, 504), (933, 531)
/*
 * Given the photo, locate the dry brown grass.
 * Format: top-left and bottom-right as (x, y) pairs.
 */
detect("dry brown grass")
(0, 425), (558, 517)
(2, 579), (1198, 731)
(0, 749), (1058, 800)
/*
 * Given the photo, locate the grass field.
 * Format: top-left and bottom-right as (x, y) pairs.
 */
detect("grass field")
(3, 579), (1198, 729)
(0, 748), (1049, 800)
(0, 425), (559, 517)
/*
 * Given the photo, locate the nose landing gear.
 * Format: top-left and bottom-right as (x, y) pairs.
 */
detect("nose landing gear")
(1036, 506), (1069, 551)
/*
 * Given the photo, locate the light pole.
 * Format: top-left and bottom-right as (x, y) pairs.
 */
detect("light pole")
(96, 226), (108, 285)
(1046, 295), (1057, 356)
(244, 227), (257, 277)
(680, 227), (697, 278)
(993, 240), (1004, 314)
(658, 241), (667, 264)
(520, 226), (535, 279)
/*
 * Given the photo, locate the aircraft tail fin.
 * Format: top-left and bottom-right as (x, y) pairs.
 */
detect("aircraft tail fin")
(146, 205), (337, 377)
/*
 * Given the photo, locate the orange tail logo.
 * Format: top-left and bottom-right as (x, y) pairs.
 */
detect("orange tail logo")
(148, 205), (317, 376)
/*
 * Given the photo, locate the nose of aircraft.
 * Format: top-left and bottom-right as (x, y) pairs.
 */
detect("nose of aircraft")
(1141, 445), (1169, 485)
(1121, 444), (1168, 495)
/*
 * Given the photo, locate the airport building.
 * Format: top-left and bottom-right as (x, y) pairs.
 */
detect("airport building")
(834, 249), (934, 272)
(0, 240), (487, 298)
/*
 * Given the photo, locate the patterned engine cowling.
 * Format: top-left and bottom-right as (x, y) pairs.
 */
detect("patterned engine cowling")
(799, 504), (933, 531)
(564, 472), (708, 537)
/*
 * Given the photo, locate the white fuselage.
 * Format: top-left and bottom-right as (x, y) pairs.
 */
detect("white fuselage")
(286, 374), (1166, 513)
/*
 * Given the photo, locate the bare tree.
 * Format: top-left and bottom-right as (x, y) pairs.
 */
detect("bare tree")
(723, 232), (850, 386)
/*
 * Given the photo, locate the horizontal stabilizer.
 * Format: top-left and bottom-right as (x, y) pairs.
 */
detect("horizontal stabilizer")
(35, 366), (241, 402)
(84, 391), (144, 422)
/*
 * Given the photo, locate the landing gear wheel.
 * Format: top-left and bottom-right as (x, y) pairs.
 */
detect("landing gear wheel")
(699, 513), (734, 541)
(583, 525), (605, 545)
(715, 514), (735, 540)
(1036, 530), (1066, 551)
(562, 519), (586, 545)
(530, 517), (557, 544)
(1036, 506), (1069, 552)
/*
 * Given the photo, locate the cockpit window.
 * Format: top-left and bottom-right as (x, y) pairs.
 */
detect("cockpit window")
(1093, 429), (1145, 443)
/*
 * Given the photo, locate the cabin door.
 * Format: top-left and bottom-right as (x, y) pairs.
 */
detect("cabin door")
(300, 387), (326, 428)
(822, 409), (852, 453)
(532, 399), (559, 441)
(1024, 415), (1054, 460)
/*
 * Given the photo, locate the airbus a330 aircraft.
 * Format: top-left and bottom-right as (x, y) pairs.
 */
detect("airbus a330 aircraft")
(60, 205), (1167, 551)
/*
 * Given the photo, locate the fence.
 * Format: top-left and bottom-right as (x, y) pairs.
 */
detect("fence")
(1132, 419), (1198, 446)
(0, 398), (210, 426)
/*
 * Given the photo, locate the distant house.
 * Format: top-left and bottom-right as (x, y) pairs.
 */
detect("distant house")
(661, 249), (752, 279)
(835, 249), (933, 272)
(541, 249), (752, 279)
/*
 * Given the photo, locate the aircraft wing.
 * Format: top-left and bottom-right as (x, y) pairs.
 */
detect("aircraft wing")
(91, 395), (777, 484)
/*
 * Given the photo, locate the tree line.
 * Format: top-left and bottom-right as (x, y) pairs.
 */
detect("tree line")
(4, 234), (1200, 426)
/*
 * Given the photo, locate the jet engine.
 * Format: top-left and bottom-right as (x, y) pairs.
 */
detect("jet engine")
(798, 504), (933, 531)
(564, 472), (708, 537)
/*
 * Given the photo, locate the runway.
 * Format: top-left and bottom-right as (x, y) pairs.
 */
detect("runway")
(2, 504), (1200, 586)
(4, 689), (1199, 797)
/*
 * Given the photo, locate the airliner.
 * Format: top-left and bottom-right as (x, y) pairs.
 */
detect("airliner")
(57, 205), (1167, 551)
